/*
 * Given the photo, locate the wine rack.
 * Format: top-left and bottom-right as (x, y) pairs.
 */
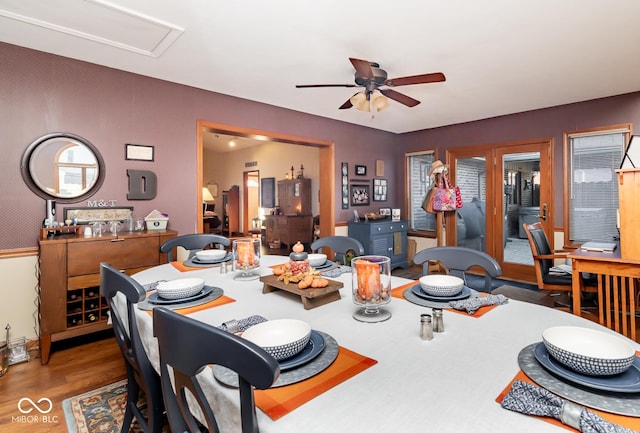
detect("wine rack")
(66, 286), (109, 328)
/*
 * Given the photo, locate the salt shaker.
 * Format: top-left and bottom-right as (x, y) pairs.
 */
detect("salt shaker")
(420, 314), (433, 341)
(432, 308), (444, 333)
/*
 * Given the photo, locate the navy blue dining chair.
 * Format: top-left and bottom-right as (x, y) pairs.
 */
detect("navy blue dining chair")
(310, 236), (364, 265)
(100, 262), (165, 433)
(160, 233), (230, 261)
(413, 246), (502, 293)
(153, 307), (280, 433)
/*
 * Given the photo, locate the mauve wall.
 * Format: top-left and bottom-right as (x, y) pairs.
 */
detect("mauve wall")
(400, 92), (640, 227)
(1, 42), (398, 249)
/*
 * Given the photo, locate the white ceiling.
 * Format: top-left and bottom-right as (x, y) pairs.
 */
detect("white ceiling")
(1, 0), (640, 134)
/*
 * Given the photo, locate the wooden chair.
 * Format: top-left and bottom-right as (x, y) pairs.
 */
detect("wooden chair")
(100, 263), (165, 433)
(595, 274), (638, 342)
(160, 233), (230, 261)
(413, 246), (502, 293)
(153, 307), (280, 433)
(310, 236), (364, 265)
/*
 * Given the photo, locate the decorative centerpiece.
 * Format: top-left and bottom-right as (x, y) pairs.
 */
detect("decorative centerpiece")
(262, 241), (340, 309)
(272, 242), (329, 288)
(351, 255), (391, 322)
(232, 238), (261, 280)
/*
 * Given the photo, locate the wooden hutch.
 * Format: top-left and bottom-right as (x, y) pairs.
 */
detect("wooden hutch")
(265, 178), (313, 249)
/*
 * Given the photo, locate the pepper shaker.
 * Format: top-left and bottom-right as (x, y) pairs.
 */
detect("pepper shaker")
(420, 314), (433, 341)
(432, 308), (444, 332)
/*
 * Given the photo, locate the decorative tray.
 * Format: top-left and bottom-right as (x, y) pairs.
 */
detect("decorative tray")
(260, 274), (343, 310)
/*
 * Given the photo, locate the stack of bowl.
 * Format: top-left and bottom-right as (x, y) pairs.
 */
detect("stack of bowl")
(542, 326), (636, 376)
(418, 275), (464, 297)
(241, 319), (312, 360)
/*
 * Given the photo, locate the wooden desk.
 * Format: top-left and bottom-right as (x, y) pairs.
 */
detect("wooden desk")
(569, 246), (639, 341)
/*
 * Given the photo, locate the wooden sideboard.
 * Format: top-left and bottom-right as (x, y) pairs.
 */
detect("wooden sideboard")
(348, 219), (409, 270)
(264, 215), (313, 249)
(38, 229), (177, 364)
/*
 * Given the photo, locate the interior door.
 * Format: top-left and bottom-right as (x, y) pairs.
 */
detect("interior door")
(446, 139), (552, 282)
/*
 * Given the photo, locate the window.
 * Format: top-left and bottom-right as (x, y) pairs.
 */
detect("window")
(406, 151), (436, 233)
(565, 126), (629, 244)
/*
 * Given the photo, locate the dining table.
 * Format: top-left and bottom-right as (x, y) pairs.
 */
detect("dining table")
(127, 255), (640, 433)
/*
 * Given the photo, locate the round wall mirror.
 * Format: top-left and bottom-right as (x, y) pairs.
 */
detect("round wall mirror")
(20, 132), (105, 203)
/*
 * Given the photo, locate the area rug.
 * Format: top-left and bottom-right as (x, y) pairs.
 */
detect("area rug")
(63, 379), (128, 433)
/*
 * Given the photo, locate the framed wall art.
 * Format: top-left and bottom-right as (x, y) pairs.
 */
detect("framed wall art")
(373, 178), (388, 201)
(350, 184), (370, 206)
(355, 165), (367, 176)
(125, 144), (154, 161)
(341, 162), (349, 209)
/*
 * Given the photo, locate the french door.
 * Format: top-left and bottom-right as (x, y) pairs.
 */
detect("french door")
(445, 139), (553, 282)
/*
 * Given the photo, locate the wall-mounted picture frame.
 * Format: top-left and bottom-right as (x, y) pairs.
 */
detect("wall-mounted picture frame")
(379, 207), (391, 216)
(341, 162), (349, 209)
(125, 144), (154, 161)
(355, 165), (367, 176)
(63, 206), (134, 224)
(373, 178), (388, 201)
(350, 184), (370, 206)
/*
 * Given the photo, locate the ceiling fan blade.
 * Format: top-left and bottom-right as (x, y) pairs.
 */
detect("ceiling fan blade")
(385, 72), (446, 87)
(349, 57), (374, 80)
(339, 95), (355, 110)
(380, 88), (420, 107)
(296, 84), (357, 88)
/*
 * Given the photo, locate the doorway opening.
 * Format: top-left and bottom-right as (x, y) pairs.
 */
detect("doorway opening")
(196, 120), (335, 239)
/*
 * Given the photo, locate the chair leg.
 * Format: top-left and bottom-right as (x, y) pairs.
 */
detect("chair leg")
(122, 374), (139, 433)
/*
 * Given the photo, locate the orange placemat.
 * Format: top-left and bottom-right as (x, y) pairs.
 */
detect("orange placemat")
(170, 261), (201, 272)
(255, 346), (377, 420)
(145, 295), (235, 316)
(391, 281), (499, 318)
(496, 370), (640, 431)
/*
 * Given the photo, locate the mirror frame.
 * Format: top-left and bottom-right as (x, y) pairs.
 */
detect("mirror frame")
(20, 132), (106, 203)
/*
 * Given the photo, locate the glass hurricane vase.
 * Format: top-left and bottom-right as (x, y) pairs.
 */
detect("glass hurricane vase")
(351, 255), (392, 322)
(232, 238), (261, 281)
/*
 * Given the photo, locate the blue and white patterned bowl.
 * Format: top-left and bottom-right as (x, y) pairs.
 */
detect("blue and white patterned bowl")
(542, 326), (636, 376)
(242, 319), (312, 361)
(156, 278), (205, 300)
(419, 274), (464, 297)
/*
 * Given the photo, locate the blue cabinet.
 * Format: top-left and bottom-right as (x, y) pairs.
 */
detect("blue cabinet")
(348, 219), (409, 270)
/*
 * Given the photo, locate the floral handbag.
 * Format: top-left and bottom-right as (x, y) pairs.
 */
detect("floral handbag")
(433, 172), (463, 212)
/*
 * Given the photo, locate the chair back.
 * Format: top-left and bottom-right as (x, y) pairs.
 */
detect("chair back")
(310, 236), (364, 265)
(153, 307), (280, 433)
(522, 222), (554, 277)
(160, 234), (230, 261)
(100, 263), (164, 433)
(413, 246), (501, 293)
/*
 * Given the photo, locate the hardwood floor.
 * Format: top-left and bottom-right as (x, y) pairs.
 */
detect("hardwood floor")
(0, 330), (126, 433)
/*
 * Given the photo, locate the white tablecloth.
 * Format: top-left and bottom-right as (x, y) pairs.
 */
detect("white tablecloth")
(129, 255), (640, 433)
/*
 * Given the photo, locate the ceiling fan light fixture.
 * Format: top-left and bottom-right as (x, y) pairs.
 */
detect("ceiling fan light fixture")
(350, 92), (370, 111)
(371, 90), (389, 112)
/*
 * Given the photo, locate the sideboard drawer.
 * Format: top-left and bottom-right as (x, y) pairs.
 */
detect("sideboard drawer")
(369, 221), (407, 235)
(68, 236), (159, 276)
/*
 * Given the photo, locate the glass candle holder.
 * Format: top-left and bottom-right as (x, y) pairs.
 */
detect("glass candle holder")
(232, 238), (261, 280)
(351, 255), (392, 322)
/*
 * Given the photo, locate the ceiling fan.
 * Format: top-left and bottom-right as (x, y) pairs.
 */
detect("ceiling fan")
(296, 57), (446, 112)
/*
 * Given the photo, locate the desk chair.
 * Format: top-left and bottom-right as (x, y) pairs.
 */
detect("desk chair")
(100, 263), (164, 433)
(160, 234), (230, 261)
(523, 222), (598, 312)
(153, 307), (280, 433)
(311, 236), (364, 265)
(413, 246), (502, 293)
